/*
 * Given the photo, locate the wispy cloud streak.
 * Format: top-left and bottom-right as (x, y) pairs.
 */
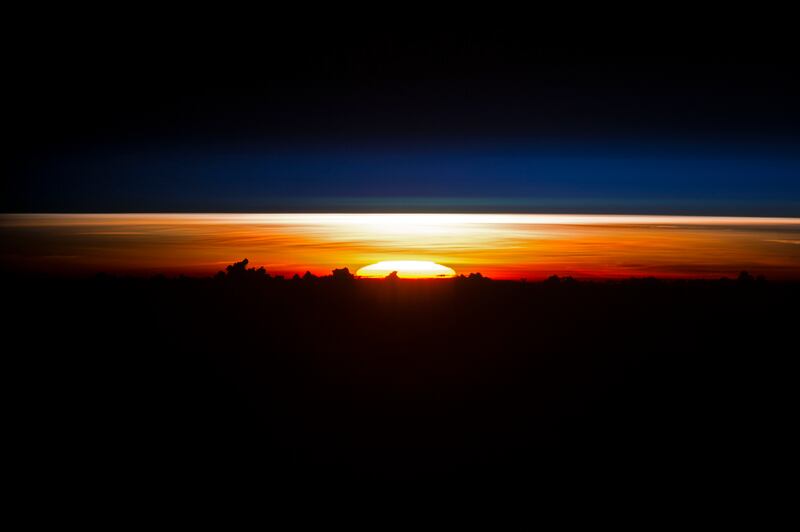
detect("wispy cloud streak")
(2, 214), (800, 279)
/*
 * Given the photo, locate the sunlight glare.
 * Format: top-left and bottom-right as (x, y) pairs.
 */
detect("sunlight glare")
(356, 260), (457, 279)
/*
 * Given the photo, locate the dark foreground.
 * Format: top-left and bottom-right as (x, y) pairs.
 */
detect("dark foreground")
(6, 264), (797, 493)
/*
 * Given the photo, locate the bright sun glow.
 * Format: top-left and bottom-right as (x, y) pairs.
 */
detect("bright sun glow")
(4, 214), (800, 280)
(356, 260), (457, 279)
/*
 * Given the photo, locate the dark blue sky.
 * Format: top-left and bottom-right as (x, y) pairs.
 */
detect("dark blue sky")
(11, 137), (800, 215)
(3, 16), (799, 215)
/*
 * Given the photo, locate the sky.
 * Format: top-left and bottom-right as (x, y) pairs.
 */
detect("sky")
(4, 213), (800, 279)
(3, 15), (799, 216)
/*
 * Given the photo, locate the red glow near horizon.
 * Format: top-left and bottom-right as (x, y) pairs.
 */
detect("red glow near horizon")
(2, 213), (800, 279)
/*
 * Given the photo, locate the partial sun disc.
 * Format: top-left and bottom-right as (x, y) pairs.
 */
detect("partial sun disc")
(356, 260), (456, 279)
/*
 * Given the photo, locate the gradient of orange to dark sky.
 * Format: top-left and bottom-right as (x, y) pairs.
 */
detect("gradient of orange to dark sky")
(2, 213), (800, 279)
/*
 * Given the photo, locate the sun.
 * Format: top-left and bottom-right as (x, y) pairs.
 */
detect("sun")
(356, 260), (456, 279)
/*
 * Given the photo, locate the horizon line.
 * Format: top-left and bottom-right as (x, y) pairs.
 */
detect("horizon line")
(3, 212), (800, 226)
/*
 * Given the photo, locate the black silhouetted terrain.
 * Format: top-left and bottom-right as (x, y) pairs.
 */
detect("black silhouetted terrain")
(5, 260), (797, 492)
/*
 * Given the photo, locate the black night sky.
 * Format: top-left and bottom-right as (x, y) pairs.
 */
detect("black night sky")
(4, 13), (799, 214)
